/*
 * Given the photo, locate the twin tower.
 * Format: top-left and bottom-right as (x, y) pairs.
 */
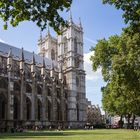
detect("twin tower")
(38, 15), (87, 127)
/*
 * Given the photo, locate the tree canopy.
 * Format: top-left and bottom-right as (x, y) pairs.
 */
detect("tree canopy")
(90, 32), (140, 117)
(0, 0), (72, 33)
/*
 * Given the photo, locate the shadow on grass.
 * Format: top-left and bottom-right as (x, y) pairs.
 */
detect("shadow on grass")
(0, 130), (119, 139)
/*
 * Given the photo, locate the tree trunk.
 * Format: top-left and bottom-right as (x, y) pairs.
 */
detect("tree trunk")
(118, 115), (123, 128)
(127, 114), (131, 129)
(132, 115), (135, 129)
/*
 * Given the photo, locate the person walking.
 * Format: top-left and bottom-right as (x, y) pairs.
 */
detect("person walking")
(134, 119), (139, 131)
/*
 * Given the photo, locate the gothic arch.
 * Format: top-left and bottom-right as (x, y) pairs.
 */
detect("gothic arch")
(0, 56), (7, 75)
(37, 85), (42, 95)
(26, 83), (32, 93)
(47, 87), (51, 96)
(0, 93), (7, 120)
(26, 97), (31, 120)
(63, 37), (68, 53)
(76, 76), (79, 87)
(45, 76), (52, 86)
(47, 99), (52, 121)
(56, 100), (61, 121)
(76, 103), (79, 121)
(13, 96), (20, 120)
(0, 77), (8, 89)
(14, 81), (20, 91)
(64, 102), (68, 121)
(57, 89), (61, 99)
(74, 37), (78, 53)
(51, 49), (55, 60)
(37, 99), (42, 120)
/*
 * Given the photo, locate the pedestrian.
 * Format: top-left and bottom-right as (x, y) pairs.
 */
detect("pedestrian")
(134, 119), (138, 131)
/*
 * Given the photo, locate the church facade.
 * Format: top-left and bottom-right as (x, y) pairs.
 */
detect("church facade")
(0, 17), (87, 130)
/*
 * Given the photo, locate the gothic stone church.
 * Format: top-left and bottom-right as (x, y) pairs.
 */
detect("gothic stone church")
(0, 18), (87, 130)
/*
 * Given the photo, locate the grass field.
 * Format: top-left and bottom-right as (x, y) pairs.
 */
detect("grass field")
(0, 129), (140, 140)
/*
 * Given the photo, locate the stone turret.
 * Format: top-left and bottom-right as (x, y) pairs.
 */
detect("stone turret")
(31, 52), (36, 74)
(41, 56), (46, 76)
(50, 62), (55, 78)
(20, 48), (25, 71)
(7, 48), (12, 70)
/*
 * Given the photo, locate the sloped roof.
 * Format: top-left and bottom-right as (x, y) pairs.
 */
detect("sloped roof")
(0, 41), (58, 70)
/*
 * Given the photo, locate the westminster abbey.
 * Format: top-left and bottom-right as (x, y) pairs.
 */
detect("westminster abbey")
(0, 16), (87, 130)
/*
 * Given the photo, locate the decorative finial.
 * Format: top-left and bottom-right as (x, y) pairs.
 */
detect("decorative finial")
(21, 47), (24, 61)
(40, 30), (42, 38)
(42, 55), (46, 68)
(69, 9), (73, 23)
(79, 17), (82, 28)
(48, 25), (50, 36)
(32, 51), (35, 65)
(8, 48), (12, 58)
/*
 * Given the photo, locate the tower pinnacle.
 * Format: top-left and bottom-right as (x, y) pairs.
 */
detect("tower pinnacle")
(69, 9), (73, 23)
(79, 17), (82, 28)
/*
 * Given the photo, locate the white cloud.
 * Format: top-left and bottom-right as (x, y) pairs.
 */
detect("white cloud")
(84, 51), (102, 81)
(0, 38), (5, 43)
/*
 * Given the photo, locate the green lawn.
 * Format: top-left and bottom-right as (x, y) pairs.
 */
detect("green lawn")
(0, 129), (140, 140)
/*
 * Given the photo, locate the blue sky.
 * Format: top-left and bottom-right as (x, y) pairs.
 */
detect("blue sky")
(0, 0), (126, 112)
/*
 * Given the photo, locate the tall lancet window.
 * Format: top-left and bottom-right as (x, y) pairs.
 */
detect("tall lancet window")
(74, 38), (77, 53)
(51, 49), (55, 60)
(63, 37), (68, 53)
(0, 94), (6, 120)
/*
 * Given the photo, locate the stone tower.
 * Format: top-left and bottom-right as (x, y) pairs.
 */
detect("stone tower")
(57, 14), (87, 127)
(38, 13), (87, 127)
(38, 28), (57, 61)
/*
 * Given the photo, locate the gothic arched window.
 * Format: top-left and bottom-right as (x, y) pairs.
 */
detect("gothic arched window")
(51, 49), (55, 60)
(63, 37), (68, 53)
(0, 94), (6, 120)
(74, 38), (77, 53)
(0, 78), (7, 89)
(37, 99), (42, 120)
(48, 100), (51, 121)
(37, 85), (42, 95)
(77, 104), (79, 121)
(13, 96), (20, 120)
(76, 76), (79, 87)
(14, 82), (20, 91)
(26, 83), (32, 93)
(26, 97), (31, 120)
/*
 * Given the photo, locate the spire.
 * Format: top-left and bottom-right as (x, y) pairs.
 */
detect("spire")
(8, 48), (12, 58)
(47, 25), (50, 36)
(32, 51), (35, 65)
(21, 47), (24, 61)
(69, 9), (73, 23)
(7, 48), (13, 69)
(42, 55), (46, 68)
(40, 30), (42, 39)
(46, 24), (51, 37)
(41, 55), (46, 76)
(20, 48), (25, 71)
(79, 17), (82, 28)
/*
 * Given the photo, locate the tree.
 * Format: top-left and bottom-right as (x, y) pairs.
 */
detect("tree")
(0, 0), (72, 33)
(102, 0), (140, 33)
(90, 32), (140, 127)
